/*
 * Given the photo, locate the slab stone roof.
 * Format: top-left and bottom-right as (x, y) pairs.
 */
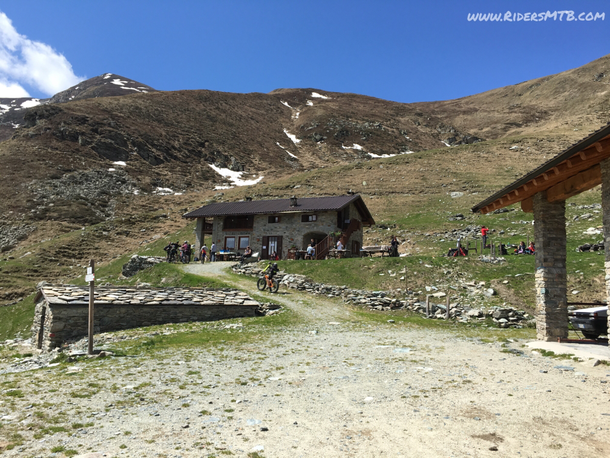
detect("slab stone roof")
(35, 285), (261, 307)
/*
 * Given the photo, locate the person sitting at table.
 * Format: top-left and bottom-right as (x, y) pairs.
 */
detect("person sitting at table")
(240, 246), (252, 263)
(306, 243), (315, 259)
(336, 239), (344, 250)
(270, 251), (279, 261)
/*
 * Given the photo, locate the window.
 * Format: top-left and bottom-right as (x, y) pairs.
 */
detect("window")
(223, 215), (253, 230)
(268, 215), (280, 223)
(225, 237), (235, 250)
(301, 214), (317, 222)
(238, 236), (250, 250)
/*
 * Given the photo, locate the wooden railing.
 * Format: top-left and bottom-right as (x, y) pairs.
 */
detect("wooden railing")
(340, 219), (361, 246)
(315, 236), (331, 260)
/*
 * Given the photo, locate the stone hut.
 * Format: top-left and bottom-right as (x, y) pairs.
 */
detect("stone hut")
(32, 285), (261, 350)
(183, 194), (375, 260)
(472, 123), (610, 341)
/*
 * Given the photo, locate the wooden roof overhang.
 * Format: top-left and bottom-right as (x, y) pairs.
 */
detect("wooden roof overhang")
(472, 123), (610, 214)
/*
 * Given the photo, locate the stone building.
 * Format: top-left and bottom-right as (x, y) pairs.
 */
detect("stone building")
(183, 195), (375, 260)
(472, 123), (610, 341)
(32, 285), (260, 350)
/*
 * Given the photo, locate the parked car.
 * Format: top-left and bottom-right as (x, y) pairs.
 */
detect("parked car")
(568, 305), (608, 340)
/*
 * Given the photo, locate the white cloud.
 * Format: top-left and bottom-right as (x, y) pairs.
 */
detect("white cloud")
(0, 12), (84, 97)
(0, 78), (29, 97)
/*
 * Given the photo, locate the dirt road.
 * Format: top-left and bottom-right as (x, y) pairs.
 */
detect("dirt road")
(1, 264), (609, 457)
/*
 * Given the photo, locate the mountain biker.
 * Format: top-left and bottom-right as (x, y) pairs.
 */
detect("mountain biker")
(263, 262), (279, 284)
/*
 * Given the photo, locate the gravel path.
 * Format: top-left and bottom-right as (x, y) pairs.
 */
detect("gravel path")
(1, 265), (609, 458)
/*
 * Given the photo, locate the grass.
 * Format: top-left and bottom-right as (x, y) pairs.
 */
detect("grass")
(0, 293), (36, 341)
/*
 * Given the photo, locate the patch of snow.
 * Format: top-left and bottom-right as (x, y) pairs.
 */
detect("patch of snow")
(113, 161), (127, 166)
(0, 104), (9, 113)
(108, 168), (116, 172)
(276, 142), (298, 159)
(306, 100), (313, 106)
(442, 141), (451, 147)
(133, 190), (140, 195)
(21, 99), (41, 109)
(294, 111), (299, 119)
(283, 129), (301, 145)
(174, 192), (183, 196)
(154, 187), (174, 195)
(208, 164), (264, 187)
(367, 150), (415, 159)
(214, 185), (234, 190)
(281, 101), (292, 109)
(103, 73), (113, 79)
(311, 92), (329, 99)
(110, 78), (126, 86)
(11, 123), (19, 129)
(120, 87), (142, 92)
(342, 144), (363, 150)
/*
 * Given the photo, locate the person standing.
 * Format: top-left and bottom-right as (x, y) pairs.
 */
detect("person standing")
(481, 226), (489, 248)
(389, 235), (399, 257)
(210, 242), (217, 262)
(200, 244), (208, 264)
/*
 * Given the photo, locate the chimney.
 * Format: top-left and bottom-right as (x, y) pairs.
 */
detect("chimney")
(290, 196), (298, 207)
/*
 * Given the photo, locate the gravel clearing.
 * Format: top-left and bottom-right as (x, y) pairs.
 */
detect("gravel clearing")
(1, 264), (609, 457)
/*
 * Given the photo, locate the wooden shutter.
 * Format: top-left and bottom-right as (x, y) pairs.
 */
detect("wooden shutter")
(276, 236), (283, 259)
(261, 236), (269, 260)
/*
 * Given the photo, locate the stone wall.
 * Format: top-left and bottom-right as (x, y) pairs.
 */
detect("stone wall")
(32, 286), (260, 350)
(533, 191), (568, 341)
(205, 203), (365, 259)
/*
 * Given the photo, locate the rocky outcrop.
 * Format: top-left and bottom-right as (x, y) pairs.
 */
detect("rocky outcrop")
(0, 224), (37, 252)
(121, 255), (165, 277)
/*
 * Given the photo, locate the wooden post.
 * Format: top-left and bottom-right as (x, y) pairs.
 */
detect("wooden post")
(446, 296), (450, 320)
(426, 295), (430, 318)
(87, 260), (95, 355)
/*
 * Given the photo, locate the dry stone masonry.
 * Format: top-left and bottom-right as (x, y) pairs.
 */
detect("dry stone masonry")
(533, 191), (568, 341)
(32, 285), (261, 350)
(232, 264), (533, 328)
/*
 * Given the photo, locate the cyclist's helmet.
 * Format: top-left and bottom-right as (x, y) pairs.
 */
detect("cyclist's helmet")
(272, 263), (278, 269)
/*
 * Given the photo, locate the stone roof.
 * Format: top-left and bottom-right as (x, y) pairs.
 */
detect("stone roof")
(35, 285), (260, 307)
(182, 194), (375, 225)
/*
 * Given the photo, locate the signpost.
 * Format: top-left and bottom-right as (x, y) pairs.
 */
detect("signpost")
(87, 260), (95, 355)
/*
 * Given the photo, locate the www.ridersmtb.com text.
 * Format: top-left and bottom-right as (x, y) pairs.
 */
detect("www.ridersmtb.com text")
(468, 11), (604, 22)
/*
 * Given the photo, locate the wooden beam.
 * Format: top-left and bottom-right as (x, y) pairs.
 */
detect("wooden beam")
(521, 197), (534, 213)
(546, 165), (602, 202)
(594, 142), (603, 152)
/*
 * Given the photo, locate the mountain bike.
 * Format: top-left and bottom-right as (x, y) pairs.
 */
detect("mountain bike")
(257, 274), (279, 293)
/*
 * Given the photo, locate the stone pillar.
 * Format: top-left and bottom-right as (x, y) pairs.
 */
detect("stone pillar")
(601, 158), (610, 340)
(533, 191), (567, 341)
(195, 218), (204, 254)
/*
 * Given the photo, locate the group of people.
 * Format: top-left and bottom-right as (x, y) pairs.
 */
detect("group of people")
(198, 243), (218, 263)
(164, 241), (193, 264)
(515, 241), (535, 255)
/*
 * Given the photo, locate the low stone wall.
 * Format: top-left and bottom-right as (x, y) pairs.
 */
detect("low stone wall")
(232, 263), (533, 328)
(32, 286), (260, 350)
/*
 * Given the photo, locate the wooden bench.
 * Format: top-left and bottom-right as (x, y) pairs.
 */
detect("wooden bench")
(360, 246), (390, 257)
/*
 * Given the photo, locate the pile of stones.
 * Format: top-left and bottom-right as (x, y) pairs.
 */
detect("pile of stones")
(121, 255), (166, 277)
(231, 263), (533, 328)
(0, 223), (37, 252)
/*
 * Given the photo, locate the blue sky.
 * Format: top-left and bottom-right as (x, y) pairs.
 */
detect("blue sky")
(1, 0), (608, 103)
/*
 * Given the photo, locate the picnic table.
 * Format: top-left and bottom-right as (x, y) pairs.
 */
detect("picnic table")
(360, 246), (390, 257)
(217, 251), (237, 261)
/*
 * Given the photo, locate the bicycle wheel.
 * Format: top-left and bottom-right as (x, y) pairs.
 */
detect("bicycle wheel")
(270, 279), (279, 293)
(257, 277), (267, 291)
